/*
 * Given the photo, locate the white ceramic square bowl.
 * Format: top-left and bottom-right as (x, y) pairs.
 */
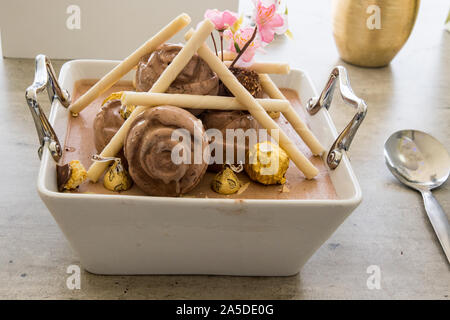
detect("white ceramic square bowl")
(37, 60), (362, 276)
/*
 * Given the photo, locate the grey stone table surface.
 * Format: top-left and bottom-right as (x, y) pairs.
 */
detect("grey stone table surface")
(0, 1), (449, 299)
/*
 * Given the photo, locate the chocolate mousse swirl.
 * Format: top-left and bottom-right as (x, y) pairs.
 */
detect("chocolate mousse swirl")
(202, 111), (260, 172)
(135, 44), (219, 115)
(93, 99), (129, 167)
(93, 99), (124, 153)
(124, 106), (209, 197)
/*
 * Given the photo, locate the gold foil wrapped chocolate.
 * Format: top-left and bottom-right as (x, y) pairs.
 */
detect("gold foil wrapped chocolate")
(56, 160), (87, 191)
(211, 166), (241, 195)
(103, 160), (133, 192)
(102, 92), (124, 105)
(245, 141), (289, 185)
(102, 92), (135, 120)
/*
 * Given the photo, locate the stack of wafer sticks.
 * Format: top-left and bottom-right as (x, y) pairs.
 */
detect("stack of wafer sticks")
(68, 14), (325, 182)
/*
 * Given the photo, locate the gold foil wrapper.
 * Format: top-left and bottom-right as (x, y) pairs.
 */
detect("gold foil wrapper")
(103, 161), (133, 192)
(64, 160), (87, 190)
(245, 141), (289, 185)
(211, 166), (241, 195)
(102, 92), (124, 105)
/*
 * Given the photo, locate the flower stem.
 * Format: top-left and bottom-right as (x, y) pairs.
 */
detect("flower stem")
(211, 33), (218, 57)
(230, 26), (258, 68)
(220, 32), (224, 62)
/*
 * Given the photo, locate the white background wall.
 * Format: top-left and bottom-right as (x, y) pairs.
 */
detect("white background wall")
(0, 0), (239, 59)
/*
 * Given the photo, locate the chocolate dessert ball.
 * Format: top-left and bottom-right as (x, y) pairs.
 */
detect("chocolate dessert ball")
(124, 106), (209, 197)
(93, 99), (128, 167)
(202, 110), (260, 172)
(93, 99), (124, 153)
(135, 44), (219, 116)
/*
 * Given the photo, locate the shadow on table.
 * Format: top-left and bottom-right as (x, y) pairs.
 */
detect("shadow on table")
(76, 271), (304, 299)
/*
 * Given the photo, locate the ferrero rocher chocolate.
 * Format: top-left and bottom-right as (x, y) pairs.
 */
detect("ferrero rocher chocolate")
(245, 142), (289, 185)
(102, 92), (124, 106)
(211, 166), (241, 195)
(56, 160), (87, 191)
(103, 161), (133, 192)
(221, 67), (263, 98)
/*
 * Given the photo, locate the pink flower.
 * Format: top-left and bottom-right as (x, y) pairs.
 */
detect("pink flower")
(204, 9), (239, 31)
(224, 27), (260, 66)
(253, 0), (286, 44)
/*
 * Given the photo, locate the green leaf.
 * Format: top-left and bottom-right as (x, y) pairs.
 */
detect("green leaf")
(234, 42), (241, 53)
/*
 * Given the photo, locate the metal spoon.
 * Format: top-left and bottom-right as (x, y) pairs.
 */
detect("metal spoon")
(384, 130), (450, 263)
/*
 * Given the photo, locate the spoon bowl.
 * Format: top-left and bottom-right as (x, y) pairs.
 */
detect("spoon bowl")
(384, 129), (450, 263)
(384, 130), (450, 191)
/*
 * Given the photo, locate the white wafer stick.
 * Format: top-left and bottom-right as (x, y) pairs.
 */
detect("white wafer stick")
(69, 13), (191, 114)
(259, 74), (325, 156)
(121, 92), (289, 112)
(185, 29), (318, 179)
(218, 50), (237, 61)
(224, 61), (290, 75)
(220, 51), (289, 74)
(87, 20), (215, 182)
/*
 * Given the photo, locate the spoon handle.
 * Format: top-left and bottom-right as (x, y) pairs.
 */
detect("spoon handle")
(421, 190), (450, 263)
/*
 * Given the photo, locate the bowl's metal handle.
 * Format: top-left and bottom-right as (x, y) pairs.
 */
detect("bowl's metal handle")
(25, 55), (71, 162)
(306, 66), (367, 169)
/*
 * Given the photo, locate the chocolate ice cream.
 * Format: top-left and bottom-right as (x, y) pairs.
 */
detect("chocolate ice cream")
(135, 44), (219, 115)
(93, 99), (124, 153)
(202, 110), (260, 172)
(124, 105), (209, 196)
